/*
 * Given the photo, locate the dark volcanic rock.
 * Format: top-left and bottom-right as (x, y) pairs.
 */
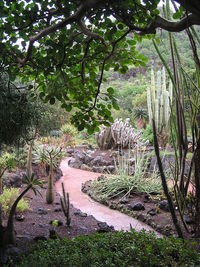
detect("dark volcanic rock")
(97, 222), (114, 233)
(159, 200), (169, 212)
(184, 214), (195, 224)
(74, 210), (87, 217)
(128, 202), (145, 211)
(37, 208), (48, 215)
(147, 209), (156, 216)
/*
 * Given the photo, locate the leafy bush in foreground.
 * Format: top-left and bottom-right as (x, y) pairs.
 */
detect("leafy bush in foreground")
(8, 231), (200, 267)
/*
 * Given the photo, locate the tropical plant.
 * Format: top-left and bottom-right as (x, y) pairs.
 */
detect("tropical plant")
(61, 124), (78, 136)
(61, 124), (78, 144)
(33, 145), (65, 169)
(0, 152), (16, 194)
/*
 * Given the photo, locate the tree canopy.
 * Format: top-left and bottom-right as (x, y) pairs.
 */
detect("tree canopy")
(0, 0), (200, 132)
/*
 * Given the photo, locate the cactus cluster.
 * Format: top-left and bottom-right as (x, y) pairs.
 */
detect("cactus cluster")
(96, 119), (141, 149)
(147, 67), (173, 133)
(60, 182), (71, 226)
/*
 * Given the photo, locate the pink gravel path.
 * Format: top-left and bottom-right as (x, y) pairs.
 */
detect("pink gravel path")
(56, 158), (161, 235)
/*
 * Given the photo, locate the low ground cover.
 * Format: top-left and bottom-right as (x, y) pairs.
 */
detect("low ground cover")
(7, 231), (200, 267)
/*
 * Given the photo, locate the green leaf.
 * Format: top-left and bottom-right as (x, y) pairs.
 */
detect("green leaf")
(117, 23), (124, 30)
(107, 87), (114, 94)
(113, 102), (120, 110)
(49, 97), (55, 105)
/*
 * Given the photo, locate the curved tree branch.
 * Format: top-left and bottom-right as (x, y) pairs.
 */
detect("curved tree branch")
(18, 0), (105, 66)
(143, 14), (200, 34)
(78, 20), (107, 46)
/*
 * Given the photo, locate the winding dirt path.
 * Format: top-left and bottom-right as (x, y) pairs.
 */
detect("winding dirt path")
(56, 158), (160, 234)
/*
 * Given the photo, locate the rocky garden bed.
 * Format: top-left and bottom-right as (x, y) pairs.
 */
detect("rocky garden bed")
(0, 164), (113, 265)
(67, 146), (191, 175)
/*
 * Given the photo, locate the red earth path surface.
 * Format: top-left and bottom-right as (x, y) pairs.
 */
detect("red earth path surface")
(56, 158), (161, 235)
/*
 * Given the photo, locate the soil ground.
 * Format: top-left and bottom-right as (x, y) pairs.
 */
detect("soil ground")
(1, 180), (109, 253)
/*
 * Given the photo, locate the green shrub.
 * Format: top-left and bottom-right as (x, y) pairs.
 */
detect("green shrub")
(0, 187), (29, 216)
(0, 152), (16, 173)
(61, 124), (78, 136)
(8, 231), (200, 267)
(142, 124), (153, 144)
(132, 91), (147, 110)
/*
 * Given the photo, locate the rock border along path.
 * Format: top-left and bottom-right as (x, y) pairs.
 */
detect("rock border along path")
(56, 158), (161, 235)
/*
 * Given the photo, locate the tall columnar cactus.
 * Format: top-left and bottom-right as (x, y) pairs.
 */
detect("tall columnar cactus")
(26, 143), (33, 178)
(96, 119), (142, 149)
(60, 182), (71, 226)
(147, 67), (173, 133)
(46, 154), (54, 204)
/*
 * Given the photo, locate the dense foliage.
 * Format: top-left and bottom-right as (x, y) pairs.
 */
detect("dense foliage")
(0, 70), (39, 145)
(8, 231), (200, 267)
(0, 0), (199, 132)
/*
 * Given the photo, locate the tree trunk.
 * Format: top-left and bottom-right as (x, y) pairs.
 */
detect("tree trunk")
(152, 119), (183, 238)
(194, 132), (200, 234)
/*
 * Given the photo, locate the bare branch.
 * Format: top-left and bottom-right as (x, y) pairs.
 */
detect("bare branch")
(86, 29), (131, 113)
(81, 38), (92, 84)
(18, 0), (105, 66)
(78, 20), (107, 46)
